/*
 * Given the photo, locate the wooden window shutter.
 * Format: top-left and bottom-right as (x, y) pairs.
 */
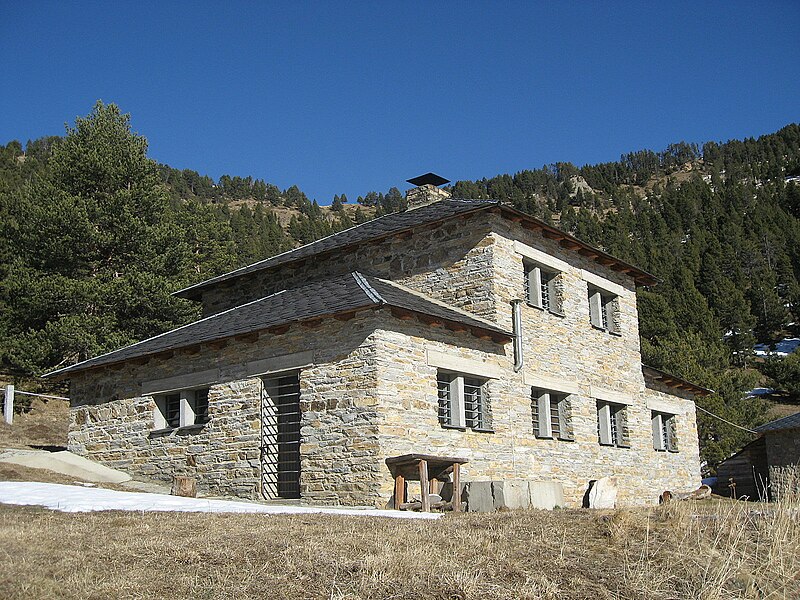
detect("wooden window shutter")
(667, 416), (679, 452)
(527, 266), (543, 308)
(437, 373), (453, 427)
(537, 392), (552, 438)
(652, 413), (664, 450)
(558, 397), (575, 441)
(531, 389), (540, 436)
(589, 291), (604, 328)
(597, 403), (612, 445)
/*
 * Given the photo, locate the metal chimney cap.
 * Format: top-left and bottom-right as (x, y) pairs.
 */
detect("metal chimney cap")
(406, 173), (450, 187)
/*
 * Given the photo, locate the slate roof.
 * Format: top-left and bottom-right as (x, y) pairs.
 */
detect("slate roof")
(756, 411), (800, 433)
(46, 272), (512, 378)
(174, 199), (657, 300)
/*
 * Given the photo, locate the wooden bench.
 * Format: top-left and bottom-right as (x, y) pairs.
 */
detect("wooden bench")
(385, 453), (468, 512)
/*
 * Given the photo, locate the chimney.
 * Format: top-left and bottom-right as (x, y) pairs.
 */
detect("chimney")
(405, 173), (451, 210)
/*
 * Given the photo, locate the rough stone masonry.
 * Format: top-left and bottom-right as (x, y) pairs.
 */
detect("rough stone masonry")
(67, 204), (703, 507)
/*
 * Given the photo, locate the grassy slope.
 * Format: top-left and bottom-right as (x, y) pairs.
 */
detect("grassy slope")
(0, 398), (69, 449)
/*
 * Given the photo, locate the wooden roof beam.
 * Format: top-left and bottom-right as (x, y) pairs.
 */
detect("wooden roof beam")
(559, 239), (583, 250)
(234, 332), (259, 343)
(334, 311), (357, 321)
(390, 308), (416, 321)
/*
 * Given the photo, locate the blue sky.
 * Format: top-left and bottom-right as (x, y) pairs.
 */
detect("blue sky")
(2, 1), (799, 203)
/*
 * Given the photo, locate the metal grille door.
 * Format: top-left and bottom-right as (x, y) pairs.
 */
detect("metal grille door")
(260, 374), (302, 499)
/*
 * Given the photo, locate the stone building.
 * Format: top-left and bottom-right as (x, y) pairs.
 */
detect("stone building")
(49, 176), (709, 508)
(715, 411), (800, 501)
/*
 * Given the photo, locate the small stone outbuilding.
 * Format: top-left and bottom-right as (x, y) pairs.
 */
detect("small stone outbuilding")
(716, 411), (800, 501)
(49, 180), (709, 508)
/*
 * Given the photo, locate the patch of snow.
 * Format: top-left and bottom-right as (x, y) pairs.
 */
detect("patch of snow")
(0, 482), (441, 520)
(753, 338), (800, 357)
(746, 388), (775, 397)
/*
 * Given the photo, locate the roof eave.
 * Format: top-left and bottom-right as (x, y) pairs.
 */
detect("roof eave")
(496, 204), (659, 287)
(642, 364), (713, 397)
(44, 301), (511, 381)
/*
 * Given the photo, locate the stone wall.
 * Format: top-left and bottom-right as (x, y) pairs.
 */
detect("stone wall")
(373, 321), (700, 507)
(68, 313), (384, 505)
(764, 429), (800, 501)
(198, 213), (497, 320)
(489, 215), (645, 395)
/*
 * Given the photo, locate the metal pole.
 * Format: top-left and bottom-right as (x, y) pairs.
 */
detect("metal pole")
(3, 384), (13, 425)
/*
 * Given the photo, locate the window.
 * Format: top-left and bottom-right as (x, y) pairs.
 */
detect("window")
(437, 371), (492, 431)
(162, 393), (181, 429)
(531, 389), (574, 440)
(524, 262), (563, 315)
(154, 388), (211, 430)
(652, 412), (678, 452)
(192, 388), (210, 425)
(596, 401), (629, 447)
(588, 286), (619, 334)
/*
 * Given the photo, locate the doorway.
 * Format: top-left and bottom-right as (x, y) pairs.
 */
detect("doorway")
(260, 373), (301, 499)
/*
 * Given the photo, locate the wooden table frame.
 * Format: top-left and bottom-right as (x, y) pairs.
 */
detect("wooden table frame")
(385, 454), (468, 512)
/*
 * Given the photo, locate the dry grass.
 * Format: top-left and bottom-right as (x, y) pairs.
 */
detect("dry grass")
(0, 398), (69, 449)
(0, 493), (797, 600)
(1, 397), (797, 598)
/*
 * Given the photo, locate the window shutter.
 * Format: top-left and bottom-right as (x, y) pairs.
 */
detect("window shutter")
(616, 407), (631, 448)
(667, 416), (679, 452)
(652, 413), (664, 450)
(548, 275), (562, 314)
(589, 291), (604, 328)
(537, 392), (552, 438)
(437, 374), (453, 426)
(558, 397), (574, 441)
(528, 267), (543, 308)
(531, 390), (540, 436)
(597, 403), (612, 445)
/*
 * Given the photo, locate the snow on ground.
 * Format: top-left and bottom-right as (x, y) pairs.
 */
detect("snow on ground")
(0, 482), (441, 520)
(753, 338), (800, 357)
(747, 387), (776, 397)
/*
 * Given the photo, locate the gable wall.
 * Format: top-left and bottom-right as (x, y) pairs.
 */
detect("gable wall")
(197, 213), (497, 320)
(489, 215), (645, 394)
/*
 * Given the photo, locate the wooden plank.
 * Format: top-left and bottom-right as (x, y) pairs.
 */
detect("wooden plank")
(394, 474), (405, 510)
(452, 463), (461, 512)
(418, 460), (430, 512)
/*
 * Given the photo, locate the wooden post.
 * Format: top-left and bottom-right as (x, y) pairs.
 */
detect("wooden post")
(171, 476), (197, 498)
(418, 459), (430, 512)
(3, 384), (13, 425)
(452, 462), (461, 512)
(394, 474), (405, 509)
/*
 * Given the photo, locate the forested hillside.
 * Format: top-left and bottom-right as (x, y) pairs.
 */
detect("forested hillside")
(1, 101), (798, 469)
